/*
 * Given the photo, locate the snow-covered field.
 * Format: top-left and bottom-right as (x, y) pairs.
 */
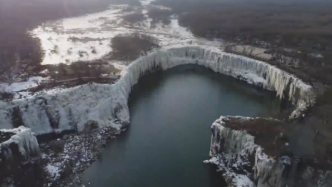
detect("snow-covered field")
(0, 77), (47, 93)
(2, 0), (220, 99)
(30, 0), (206, 65)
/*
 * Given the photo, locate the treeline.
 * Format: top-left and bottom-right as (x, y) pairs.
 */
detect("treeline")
(107, 33), (160, 63)
(154, 0), (332, 50)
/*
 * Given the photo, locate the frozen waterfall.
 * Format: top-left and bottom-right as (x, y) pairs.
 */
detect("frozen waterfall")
(0, 46), (315, 135)
(208, 116), (291, 187)
(0, 126), (40, 161)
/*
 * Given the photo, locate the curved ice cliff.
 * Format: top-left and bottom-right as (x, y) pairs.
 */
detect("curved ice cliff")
(0, 126), (40, 162)
(206, 116), (332, 187)
(0, 46), (315, 135)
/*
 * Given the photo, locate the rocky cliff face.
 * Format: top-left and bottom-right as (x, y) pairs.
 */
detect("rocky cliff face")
(206, 116), (332, 187)
(0, 46), (316, 135)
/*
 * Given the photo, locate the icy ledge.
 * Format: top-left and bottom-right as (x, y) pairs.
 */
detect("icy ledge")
(205, 116), (290, 187)
(0, 126), (40, 162)
(205, 116), (332, 187)
(0, 46), (315, 135)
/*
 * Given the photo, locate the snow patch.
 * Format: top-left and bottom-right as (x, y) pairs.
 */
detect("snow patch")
(169, 18), (194, 39)
(29, 4), (200, 65)
(204, 156), (255, 187)
(45, 164), (60, 179)
(0, 77), (47, 92)
(140, 0), (155, 6)
(30, 7), (131, 65)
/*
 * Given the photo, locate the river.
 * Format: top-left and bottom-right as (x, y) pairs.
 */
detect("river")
(82, 64), (286, 187)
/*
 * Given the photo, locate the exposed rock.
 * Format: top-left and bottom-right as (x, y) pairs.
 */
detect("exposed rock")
(0, 125), (120, 186)
(40, 126), (121, 186)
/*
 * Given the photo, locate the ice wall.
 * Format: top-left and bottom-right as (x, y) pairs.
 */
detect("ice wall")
(254, 148), (291, 187)
(117, 46), (315, 120)
(209, 116), (291, 187)
(0, 46), (315, 135)
(0, 126), (40, 161)
(209, 116), (258, 157)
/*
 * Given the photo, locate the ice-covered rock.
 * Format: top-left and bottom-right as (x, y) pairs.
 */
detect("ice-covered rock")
(316, 171), (332, 187)
(299, 166), (332, 187)
(254, 148), (291, 187)
(208, 116), (332, 187)
(0, 126), (40, 161)
(208, 116), (292, 187)
(0, 46), (315, 135)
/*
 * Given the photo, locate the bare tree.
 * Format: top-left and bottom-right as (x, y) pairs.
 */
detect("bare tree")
(288, 56), (299, 67)
(58, 63), (68, 77)
(49, 71), (60, 83)
(70, 62), (87, 80)
(248, 46), (255, 56)
(90, 64), (104, 78)
(0, 52), (16, 83)
(241, 46), (247, 55)
(224, 43), (236, 53)
(0, 61), (11, 79)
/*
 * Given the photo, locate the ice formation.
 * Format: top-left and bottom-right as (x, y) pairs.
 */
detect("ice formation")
(208, 116), (291, 187)
(0, 126), (40, 161)
(0, 46), (315, 135)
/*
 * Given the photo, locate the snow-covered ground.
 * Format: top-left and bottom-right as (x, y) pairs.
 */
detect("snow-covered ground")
(0, 77), (47, 93)
(232, 45), (272, 60)
(45, 164), (60, 180)
(30, 0), (202, 65)
(39, 127), (121, 186)
(0, 76), (49, 99)
(140, 0), (155, 6)
(4, 2), (220, 98)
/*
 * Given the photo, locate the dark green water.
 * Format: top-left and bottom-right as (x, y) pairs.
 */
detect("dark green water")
(82, 65), (285, 187)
